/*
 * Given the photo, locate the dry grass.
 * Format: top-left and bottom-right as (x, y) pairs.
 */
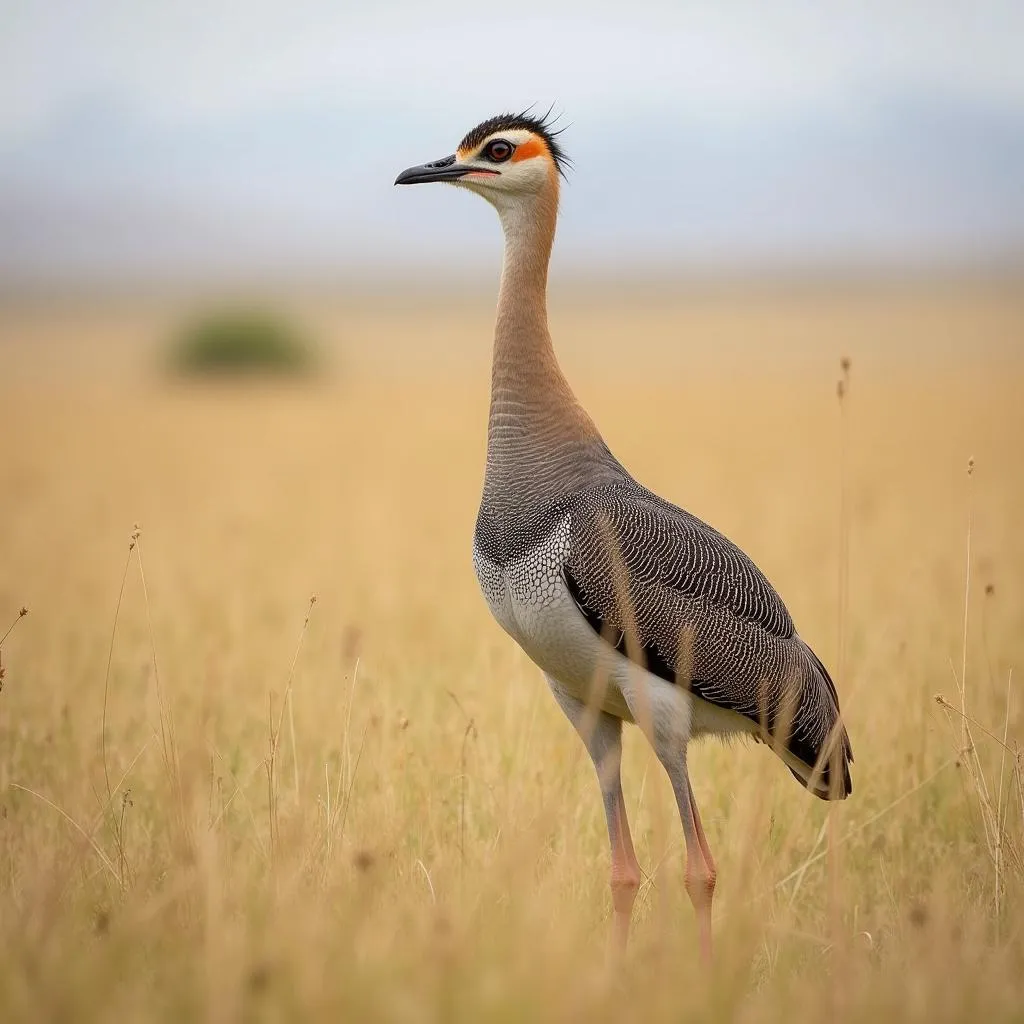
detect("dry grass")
(1, 285), (1023, 1022)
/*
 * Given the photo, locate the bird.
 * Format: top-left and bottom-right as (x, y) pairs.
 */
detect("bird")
(395, 110), (852, 961)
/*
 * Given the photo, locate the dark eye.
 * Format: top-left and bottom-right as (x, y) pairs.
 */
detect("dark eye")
(484, 139), (514, 162)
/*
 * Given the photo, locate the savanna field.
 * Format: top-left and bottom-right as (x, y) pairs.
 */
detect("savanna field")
(1, 285), (1022, 1022)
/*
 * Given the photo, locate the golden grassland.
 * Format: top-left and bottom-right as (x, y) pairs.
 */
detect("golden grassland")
(1, 286), (1023, 1022)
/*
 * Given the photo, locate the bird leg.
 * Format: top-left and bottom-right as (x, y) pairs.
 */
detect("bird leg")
(621, 675), (717, 962)
(673, 767), (717, 964)
(687, 776), (717, 886)
(606, 783), (641, 953)
(546, 676), (641, 955)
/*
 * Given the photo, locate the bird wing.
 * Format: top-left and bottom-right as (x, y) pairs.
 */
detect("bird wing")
(561, 481), (852, 795)
(564, 480), (795, 641)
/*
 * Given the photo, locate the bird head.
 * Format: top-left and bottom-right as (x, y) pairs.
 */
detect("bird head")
(395, 110), (569, 212)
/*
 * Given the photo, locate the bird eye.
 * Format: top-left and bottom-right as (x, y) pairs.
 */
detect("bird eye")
(484, 140), (514, 162)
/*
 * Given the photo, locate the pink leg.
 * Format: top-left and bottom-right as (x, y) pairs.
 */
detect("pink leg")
(608, 786), (641, 954)
(546, 676), (641, 955)
(682, 777), (717, 964)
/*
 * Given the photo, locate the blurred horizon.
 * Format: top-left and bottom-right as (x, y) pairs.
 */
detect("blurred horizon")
(2, 2), (1023, 293)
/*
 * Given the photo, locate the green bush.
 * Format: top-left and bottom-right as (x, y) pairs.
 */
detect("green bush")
(168, 310), (317, 378)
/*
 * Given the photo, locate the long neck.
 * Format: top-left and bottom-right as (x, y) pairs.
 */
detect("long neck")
(488, 191), (600, 454)
(483, 190), (616, 506)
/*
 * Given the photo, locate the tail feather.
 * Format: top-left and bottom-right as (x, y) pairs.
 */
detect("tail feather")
(783, 641), (853, 800)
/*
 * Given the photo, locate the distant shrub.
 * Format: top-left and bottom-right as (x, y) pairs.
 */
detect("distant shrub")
(168, 310), (317, 378)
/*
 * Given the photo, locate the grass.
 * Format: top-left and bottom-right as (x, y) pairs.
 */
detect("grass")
(0, 285), (1023, 1021)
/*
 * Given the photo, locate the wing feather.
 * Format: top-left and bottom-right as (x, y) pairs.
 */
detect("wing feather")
(562, 481), (852, 798)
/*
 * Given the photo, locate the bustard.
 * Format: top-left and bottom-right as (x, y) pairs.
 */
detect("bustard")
(395, 111), (853, 960)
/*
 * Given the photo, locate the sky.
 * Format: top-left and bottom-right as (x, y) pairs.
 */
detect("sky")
(1, 1), (1023, 287)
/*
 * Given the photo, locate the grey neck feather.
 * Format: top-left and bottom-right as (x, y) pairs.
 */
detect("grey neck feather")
(481, 192), (622, 514)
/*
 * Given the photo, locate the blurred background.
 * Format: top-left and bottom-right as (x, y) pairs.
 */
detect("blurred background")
(1, 0), (1022, 296)
(2, 8), (1024, 1020)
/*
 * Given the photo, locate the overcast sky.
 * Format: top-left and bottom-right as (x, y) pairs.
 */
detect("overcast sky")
(2, 1), (1023, 286)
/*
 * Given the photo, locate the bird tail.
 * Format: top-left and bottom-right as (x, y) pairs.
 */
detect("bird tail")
(778, 642), (853, 800)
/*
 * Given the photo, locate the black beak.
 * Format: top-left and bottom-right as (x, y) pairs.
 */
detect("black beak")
(394, 154), (479, 185)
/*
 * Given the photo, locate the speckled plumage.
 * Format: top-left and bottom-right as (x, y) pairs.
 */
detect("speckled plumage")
(474, 450), (853, 798)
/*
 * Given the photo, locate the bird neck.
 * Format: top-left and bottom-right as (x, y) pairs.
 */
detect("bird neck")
(488, 192), (601, 459)
(494, 193), (556, 355)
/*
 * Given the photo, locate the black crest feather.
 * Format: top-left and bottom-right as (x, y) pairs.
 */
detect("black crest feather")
(458, 108), (571, 178)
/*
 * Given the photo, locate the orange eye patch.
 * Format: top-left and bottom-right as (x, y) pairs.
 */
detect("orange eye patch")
(510, 137), (546, 163)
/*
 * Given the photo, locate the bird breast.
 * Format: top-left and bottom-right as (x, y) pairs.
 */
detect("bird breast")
(472, 514), (631, 720)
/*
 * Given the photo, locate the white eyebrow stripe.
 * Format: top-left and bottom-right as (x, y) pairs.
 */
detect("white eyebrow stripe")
(460, 128), (538, 156)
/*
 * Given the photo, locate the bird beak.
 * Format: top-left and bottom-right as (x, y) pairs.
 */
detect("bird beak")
(394, 154), (483, 185)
